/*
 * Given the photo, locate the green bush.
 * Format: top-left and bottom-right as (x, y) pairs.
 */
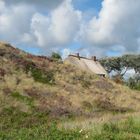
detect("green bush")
(31, 68), (55, 85)
(51, 52), (62, 61)
(127, 77), (140, 90)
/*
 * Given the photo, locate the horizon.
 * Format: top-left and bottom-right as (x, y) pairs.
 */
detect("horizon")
(0, 0), (140, 58)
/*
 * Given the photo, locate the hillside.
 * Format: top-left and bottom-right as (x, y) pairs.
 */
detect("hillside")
(0, 42), (140, 139)
(1, 41), (140, 117)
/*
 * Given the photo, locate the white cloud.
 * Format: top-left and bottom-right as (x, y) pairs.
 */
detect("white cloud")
(0, 1), (5, 13)
(0, 1), (35, 42)
(124, 69), (135, 80)
(62, 48), (71, 59)
(0, 0), (140, 57)
(82, 0), (140, 54)
(30, 0), (82, 51)
(0, 0), (82, 55)
(4, 0), (64, 10)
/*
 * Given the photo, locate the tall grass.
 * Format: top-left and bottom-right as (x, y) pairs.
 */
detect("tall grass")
(91, 117), (140, 140)
(0, 107), (82, 140)
(1, 106), (140, 140)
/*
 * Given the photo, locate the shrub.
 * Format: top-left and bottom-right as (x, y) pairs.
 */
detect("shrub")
(127, 77), (140, 90)
(51, 52), (62, 61)
(31, 68), (55, 85)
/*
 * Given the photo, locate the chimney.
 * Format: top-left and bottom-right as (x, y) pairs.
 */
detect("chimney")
(76, 53), (80, 60)
(92, 56), (97, 61)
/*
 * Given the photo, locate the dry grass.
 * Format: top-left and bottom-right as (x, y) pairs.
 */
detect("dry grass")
(0, 42), (140, 127)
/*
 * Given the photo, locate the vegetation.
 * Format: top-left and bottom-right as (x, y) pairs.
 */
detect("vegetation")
(0, 107), (82, 140)
(51, 52), (62, 61)
(100, 54), (140, 76)
(0, 42), (140, 139)
(1, 107), (140, 140)
(11, 91), (34, 106)
(100, 54), (140, 90)
(91, 118), (140, 140)
(127, 77), (140, 90)
(31, 68), (55, 85)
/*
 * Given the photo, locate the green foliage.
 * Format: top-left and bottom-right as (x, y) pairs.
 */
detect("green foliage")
(1, 106), (140, 140)
(23, 60), (55, 85)
(127, 77), (140, 90)
(31, 68), (55, 85)
(100, 54), (140, 89)
(102, 123), (120, 133)
(51, 52), (62, 61)
(11, 91), (33, 106)
(0, 107), (82, 140)
(91, 118), (140, 140)
(100, 54), (140, 76)
(46, 122), (82, 140)
(100, 57), (123, 74)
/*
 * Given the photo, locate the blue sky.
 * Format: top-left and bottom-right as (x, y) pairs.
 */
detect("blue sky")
(0, 0), (140, 58)
(73, 0), (103, 11)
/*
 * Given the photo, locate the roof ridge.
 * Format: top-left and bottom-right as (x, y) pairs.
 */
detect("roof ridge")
(68, 54), (98, 61)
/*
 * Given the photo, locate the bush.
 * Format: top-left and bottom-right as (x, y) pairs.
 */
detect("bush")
(31, 68), (55, 85)
(127, 77), (140, 90)
(51, 52), (62, 61)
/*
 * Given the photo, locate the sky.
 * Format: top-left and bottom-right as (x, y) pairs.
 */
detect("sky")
(0, 0), (140, 58)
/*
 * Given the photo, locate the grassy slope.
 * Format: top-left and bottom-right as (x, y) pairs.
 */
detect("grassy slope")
(0, 42), (140, 139)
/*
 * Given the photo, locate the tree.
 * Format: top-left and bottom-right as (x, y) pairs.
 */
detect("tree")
(100, 54), (140, 77)
(100, 57), (125, 76)
(51, 52), (62, 61)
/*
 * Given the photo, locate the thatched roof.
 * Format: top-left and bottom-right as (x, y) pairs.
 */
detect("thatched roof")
(65, 54), (108, 76)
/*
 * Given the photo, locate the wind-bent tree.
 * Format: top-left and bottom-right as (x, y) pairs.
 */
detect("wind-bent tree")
(100, 54), (140, 89)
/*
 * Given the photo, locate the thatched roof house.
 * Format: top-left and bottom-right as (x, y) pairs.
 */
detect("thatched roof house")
(65, 53), (108, 77)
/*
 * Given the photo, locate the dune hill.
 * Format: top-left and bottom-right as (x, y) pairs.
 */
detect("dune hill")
(0, 42), (140, 122)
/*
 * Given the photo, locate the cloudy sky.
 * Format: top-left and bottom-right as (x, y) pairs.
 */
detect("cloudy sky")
(0, 0), (140, 58)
